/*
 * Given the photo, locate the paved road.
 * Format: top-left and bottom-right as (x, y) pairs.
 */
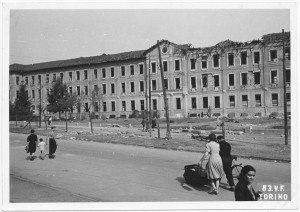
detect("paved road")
(8, 133), (291, 204)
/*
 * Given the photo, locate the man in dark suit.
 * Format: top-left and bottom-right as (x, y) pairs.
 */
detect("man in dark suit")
(217, 135), (235, 191)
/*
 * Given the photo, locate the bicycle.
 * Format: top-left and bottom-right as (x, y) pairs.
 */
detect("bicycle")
(231, 155), (243, 179)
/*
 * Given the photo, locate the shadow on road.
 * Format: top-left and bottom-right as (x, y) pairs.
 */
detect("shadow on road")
(176, 177), (211, 193)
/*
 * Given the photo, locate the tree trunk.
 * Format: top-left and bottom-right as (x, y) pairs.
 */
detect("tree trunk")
(88, 111), (93, 134)
(65, 111), (68, 132)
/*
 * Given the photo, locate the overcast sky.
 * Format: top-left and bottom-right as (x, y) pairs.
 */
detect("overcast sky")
(9, 9), (290, 65)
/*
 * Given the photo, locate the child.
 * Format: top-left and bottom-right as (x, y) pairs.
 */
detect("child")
(37, 138), (46, 160)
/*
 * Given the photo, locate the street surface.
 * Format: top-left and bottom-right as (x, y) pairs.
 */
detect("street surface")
(9, 133), (291, 203)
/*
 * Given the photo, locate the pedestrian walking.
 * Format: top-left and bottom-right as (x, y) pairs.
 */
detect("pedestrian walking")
(37, 138), (46, 160)
(141, 118), (146, 131)
(217, 135), (235, 191)
(205, 133), (224, 195)
(26, 129), (38, 160)
(47, 126), (57, 159)
(235, 165), (261, 201)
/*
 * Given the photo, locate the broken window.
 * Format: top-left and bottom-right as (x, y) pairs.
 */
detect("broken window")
(202, 74), (208, 88)
(53, 74), (56, 82)
(163, 61), (168, 72)
(175, 78), (181, 89)
(102, 68), (106, 78)
(241, 73), (248, 85)
(241, 51), (247, 65)
(69, 87), (72, 95)
(60, 73), (64, 82)
(175, 60), (180, 71)
(46, 74), (49, 83)
(272, 93), (278, 106)
(228, 53), (234, 66)
(176, 98), (181, 110)
(69, 72), (72, 81)
(94, 69), (98, 79)
(110, 67), (114, 77)
(31, 76), (35, 85)
(131, 100), (135, 111)
(255, 94), (261, 107)
(32, 90), (35, 99)
(84, 70), (88, 80)
(214, 75), (219, 87)
(271, 70), (278, 84)
(85, 86), (88, 95)
(140, 100), (145, 111)
(139, 64), (144, 75)
(286, 69), (290, 83)
(130, 82), (135, 93)
(85, 103), (89, 112)
(122, 101), (126, 111)
(121, 66), (125, 76)
(285, 47), (290, 60)
(254, 52), (260, 64)
(111, 83), (115, 94)
(191, 97), (197, 109)
(286, 93), (291, 103)
(215, 96), (220, 108)
(164, 79), (168, 90)
(111, 101), (116, 111)
(16, 77), (19, 85)
(103, 102), (107, 112)
(229, 95), (235, 108)
(77, 86), (80, 95)
(254, 72), (261, 84)
(140, 81), (144, 92)
(201, 56), (207, 69)
(229, 74), (235, 86)
(190, 59), (196, 70)
(242, 95), (248, 107)
(76, 71), (80, 80)
(203, 97), (208, 108)
(152, 79), (157, 90)
(270, 50), (277, 62)
(121, 82), (126, 93)
(213, 54), (219, 68)
(152, 62), (156, 73)
(191, 77), (196, 89)
(130, 65), (134, 75)
(153, 99), (157, 110)
(102, 84), (106, 94)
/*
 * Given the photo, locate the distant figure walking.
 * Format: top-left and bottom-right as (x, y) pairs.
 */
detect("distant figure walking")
(26, 129), (38, 160)
(205, 134), (224, 195)
(235, 165), (261, 201)
(141, 118), (146, 131)
(37, 138), (46, 160)
(217, 135), (235, 191)
(47, 127), (57, 159)
(48, 117), (52, 126)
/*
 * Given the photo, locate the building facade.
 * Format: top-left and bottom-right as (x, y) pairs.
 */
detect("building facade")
(9, 32), (291, 119)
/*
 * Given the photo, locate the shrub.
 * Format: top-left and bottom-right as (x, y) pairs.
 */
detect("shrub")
(228, 112), (235, 118)
(199, 125), (216, 130)
(130, 110), (140, 119)
(101, 114), (107, 120)
(240, 112), (248, 117)
(269, 112), (279, 119)
(119, 114), (127, 119)
(213, 113), (221, 117)
(255, 112), (262, 117)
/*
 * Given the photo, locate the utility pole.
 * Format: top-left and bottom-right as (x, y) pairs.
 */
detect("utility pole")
(148, 55), (152, 137)
(145, 60), (148, 116)
(157, 40), (171, 139)
(282, 29), (288, 145)
(39, 75), (42, 128)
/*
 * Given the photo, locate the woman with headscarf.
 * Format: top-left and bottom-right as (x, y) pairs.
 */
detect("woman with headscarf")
(205, 133), (224, 195)
(47, 126), (57, 159)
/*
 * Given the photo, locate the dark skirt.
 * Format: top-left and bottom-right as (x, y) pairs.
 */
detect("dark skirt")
(49, 138), (57, 155)
(28, 141), (36, 154)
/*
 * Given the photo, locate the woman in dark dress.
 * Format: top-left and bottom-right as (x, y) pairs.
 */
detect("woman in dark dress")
(47, 127), (57, 158)
(235, 165), (261, 201)
(26, 129), (37, 160)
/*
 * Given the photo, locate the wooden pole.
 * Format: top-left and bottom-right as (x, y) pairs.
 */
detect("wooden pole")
(157, 40), (171, 139)
(282, 29), (288, 145)
(148, 55), (152, 137)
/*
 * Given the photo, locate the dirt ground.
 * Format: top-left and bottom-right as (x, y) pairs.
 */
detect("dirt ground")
(10, 117), (291, 162)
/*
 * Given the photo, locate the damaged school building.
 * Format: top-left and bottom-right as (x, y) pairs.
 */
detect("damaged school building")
(9, 32), (291, 119)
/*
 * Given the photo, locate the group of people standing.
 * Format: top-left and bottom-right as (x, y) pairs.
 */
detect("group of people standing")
(204, 133), (261, 201)
(26, 127), (58, 160)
